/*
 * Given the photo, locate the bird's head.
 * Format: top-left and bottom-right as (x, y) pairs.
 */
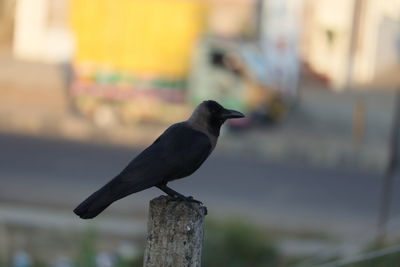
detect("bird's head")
(189, 100), (245, 136)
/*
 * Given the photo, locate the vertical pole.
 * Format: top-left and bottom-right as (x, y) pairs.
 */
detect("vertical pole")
(352, 99), (365, 146)
(143, 196), (207, 267)
(0, 223), (8, 264)
(346, 0), (364, 88)
(254, 0), (264, 40)
(376, 90), (400, 246)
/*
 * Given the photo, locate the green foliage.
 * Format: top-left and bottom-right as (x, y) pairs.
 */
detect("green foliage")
(114, 255), (143, 267)
(73, 219), (279, 267)
(114, 258), (134, 267)
(203, 218), (279, 267)
(74, 227), (144, 267)
(32, 261), (47, 267)
(75, 227), (97, 267)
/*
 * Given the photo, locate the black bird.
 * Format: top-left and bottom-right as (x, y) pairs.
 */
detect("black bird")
(73, 100), (244, 219)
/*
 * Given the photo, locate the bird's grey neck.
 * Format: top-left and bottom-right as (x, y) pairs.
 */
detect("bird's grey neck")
(188, 114), (221, 137)
(187, 114), (220, 149)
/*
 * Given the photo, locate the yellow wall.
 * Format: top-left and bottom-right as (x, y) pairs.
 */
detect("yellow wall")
(70, 0), (206, 78)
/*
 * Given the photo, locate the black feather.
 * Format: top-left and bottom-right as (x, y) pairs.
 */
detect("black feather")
(73, 122), (212, 219)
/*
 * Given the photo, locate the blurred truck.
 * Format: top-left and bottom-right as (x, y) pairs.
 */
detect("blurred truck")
(69, 0), (207, 127)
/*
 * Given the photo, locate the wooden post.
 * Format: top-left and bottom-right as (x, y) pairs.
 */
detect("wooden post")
(143, 196), (207, 267)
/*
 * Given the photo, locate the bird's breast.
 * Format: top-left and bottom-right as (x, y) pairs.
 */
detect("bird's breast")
(193, 128), (217, 150)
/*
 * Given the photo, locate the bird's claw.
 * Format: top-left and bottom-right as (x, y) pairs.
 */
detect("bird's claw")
(185, 196), (203, 205)
(165, 194), (203, 205)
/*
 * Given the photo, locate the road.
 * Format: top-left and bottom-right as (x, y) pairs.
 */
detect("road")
(0, 133), (399, 241)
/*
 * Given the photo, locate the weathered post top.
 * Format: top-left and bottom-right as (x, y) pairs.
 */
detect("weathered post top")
(143, 196), (207, 267)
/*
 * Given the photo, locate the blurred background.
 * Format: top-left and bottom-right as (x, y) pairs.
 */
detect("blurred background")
(0, 0), (400, 266)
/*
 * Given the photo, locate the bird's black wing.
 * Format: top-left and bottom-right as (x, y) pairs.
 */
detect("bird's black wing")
(120, 122), (212, 183)
(74, 122), (212, 218)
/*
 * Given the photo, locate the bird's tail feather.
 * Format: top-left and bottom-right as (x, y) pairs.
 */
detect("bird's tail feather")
(73, 174), (153, 219)
(73, 187), (113, 219)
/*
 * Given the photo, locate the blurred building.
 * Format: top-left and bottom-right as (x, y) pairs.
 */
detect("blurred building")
(207, 0), (256, 38)
(12, 0), (73, 63)
(0, 0), (15, 50)
(302, 0), (400, 90)
(9, 0), (256, 62)
(3, 0), (399, 131)
(7, 0), (400, 89)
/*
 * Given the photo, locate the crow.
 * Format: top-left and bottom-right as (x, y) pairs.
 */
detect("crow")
(73, 100), (244, 219)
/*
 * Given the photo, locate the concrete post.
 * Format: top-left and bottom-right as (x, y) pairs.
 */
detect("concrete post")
(143, 196), (207, 267)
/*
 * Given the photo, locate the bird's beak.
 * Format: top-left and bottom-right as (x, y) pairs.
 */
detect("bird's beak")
(221, 109), (245, 120)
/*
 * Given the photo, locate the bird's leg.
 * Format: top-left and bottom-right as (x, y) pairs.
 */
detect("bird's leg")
(156, 184), (185, 199)
(156, 184), (203, 204)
